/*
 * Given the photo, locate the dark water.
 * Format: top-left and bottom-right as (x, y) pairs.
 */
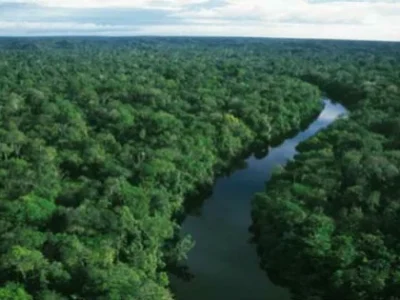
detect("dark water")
(171, 99), (348, 300)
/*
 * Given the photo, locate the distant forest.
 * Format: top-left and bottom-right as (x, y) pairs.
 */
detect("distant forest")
(0, 37), (399, 300)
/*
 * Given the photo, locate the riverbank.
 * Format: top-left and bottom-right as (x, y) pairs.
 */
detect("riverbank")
(171, 99), (348, 300)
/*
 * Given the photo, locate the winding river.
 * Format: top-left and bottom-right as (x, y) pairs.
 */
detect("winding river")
(171, 99), (348, 300)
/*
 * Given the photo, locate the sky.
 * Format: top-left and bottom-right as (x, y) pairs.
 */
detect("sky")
(1, 0), (400, 41)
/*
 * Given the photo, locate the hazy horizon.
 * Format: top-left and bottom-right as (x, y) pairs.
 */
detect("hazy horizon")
(1, 35), (399, 43)
(1, 0), (400, 41)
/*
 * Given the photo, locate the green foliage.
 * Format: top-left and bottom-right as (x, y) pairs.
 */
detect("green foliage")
(252, 43), (400, 300)
(1, 37), (399, 299)
(0, 282), (32, 300)
(0, 37), (323, 299)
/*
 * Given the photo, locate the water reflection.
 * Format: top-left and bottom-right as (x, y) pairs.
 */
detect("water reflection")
(171, 99), (348, 300)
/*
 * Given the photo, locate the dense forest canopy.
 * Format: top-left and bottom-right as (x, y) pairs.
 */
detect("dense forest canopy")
(0, 37), (399, 299)
(249, 39), (400, 299)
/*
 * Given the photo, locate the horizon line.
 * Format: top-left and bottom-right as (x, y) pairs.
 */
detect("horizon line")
(0, 35), (399, 43)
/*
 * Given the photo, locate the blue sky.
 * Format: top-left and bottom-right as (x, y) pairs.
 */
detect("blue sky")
(1, 0), (400, 40)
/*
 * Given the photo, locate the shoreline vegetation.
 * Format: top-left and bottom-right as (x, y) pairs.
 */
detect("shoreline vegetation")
(252, 74), (400, 298)
(170, 99), (346, 300)
(168, 99), (324, 283)
(0, 37), (321, 300)
(0, 37), (399, 300)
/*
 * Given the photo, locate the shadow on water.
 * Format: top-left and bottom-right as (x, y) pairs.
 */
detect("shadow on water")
(179, 103), (324, 220)
(170, 99), (348, 300)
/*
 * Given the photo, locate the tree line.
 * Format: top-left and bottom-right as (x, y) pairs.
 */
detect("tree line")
(0, 37), (322, 299)
(251, 39), (400, 300)
(1, 37), (399, 299)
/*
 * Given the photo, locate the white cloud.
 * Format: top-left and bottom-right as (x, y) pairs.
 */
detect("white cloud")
(175, 0), (400, 26)
(11, 0), (209, 9)
(136, 22), (400, 41)
(0, 0), (400, 40)
(0, 21), (125, 30)
(2, 19), (399, 41)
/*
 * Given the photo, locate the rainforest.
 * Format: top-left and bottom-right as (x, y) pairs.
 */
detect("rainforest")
(0, 37), (399, 300)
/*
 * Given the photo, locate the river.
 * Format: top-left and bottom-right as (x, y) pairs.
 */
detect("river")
(171, 99), (348, 300)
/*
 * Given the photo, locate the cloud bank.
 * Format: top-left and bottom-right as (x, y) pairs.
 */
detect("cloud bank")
(0, 0), (400, 41)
